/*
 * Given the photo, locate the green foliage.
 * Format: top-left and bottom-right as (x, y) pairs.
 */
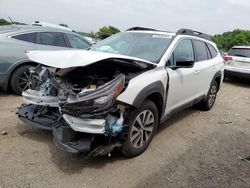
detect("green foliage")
(0, 18), (11, 26)
(212, 29), (250, 52)
(82, 26), (120, 40)
(98, 26), (120, 35)
(0, 18), (27, 26)
(97, 26), (120, 39)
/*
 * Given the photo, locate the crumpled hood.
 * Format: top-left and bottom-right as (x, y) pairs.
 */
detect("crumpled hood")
(26, 50), (156, 69)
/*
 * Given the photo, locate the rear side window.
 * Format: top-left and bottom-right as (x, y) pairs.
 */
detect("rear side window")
(67, 34), (91, 49)
(37, 32), (67, 47)
(194, 40), (208, 61)
(11, 32), (37, 43)
(228, 48), (250, 58)
(207, 44), (218, 58)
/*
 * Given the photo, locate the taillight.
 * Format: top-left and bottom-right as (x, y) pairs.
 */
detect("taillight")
(223, 56), (233, 62)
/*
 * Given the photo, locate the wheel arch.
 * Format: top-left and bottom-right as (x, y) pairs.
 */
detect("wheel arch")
(8, 61), (38, 88)
(132, 81), (165, 119)
(212, 71), (222, 91)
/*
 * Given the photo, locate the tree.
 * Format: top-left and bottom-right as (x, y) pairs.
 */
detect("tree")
(0, 18), (26, 26)
(212, 29), (250, 52)
(0, 19), (11, 26)
(97, 26), (120, 39)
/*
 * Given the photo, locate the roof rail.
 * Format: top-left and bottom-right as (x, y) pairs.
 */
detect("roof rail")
(126, 27), (158, 31)
(176, 28), (211, 41)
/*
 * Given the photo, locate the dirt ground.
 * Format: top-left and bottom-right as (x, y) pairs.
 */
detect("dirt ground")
(0, 79), (250, 188)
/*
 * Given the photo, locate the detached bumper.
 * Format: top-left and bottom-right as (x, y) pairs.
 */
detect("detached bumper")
(17, 104), (58, 130)
(17, 104), (100, 153)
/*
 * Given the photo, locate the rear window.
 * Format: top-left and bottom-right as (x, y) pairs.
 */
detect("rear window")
(37, 32), (67, 47)
(11, 32), (37, 43)
(228, 48), (250, 58)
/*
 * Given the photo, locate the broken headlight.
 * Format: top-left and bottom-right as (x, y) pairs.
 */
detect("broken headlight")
(60, 74), (125, 117)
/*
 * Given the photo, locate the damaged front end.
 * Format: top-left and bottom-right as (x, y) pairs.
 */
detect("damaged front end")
(17, 59), (149, 156)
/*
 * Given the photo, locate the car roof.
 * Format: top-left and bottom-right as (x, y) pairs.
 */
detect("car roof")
(232, 46), (250, 49)
(0, 25), (75, 35)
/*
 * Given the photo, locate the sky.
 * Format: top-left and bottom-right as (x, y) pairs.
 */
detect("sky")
(0, 0), (249, 35)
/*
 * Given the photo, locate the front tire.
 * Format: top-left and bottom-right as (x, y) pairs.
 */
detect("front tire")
(122, 100), (158, 157)
(10, 65), (33, 95)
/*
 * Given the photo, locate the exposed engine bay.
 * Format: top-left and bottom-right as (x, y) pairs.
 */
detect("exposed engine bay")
(17, 58), (153, 156)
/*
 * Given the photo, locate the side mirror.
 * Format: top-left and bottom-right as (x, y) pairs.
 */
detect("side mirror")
(169, 58), (194, 69)
(176, 59), (194, 68)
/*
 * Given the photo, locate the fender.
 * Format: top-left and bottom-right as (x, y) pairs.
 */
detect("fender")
(1, 59), (38, 90)
(132, 81), (165, 108)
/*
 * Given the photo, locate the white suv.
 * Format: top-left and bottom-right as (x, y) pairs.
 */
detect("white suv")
(17, 27), (224, 157)
(224, 46), (250, 79)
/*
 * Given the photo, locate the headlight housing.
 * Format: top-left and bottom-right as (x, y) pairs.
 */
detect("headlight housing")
(60, 74), (125, 117)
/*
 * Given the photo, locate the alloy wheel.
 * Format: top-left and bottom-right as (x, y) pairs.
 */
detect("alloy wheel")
(130, 110), (155, 148)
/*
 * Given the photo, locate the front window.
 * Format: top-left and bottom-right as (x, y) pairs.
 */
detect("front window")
(67, 34), (91, 49)
(90, 32), (172, 63)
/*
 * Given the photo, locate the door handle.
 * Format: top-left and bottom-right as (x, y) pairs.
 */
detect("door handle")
(194, 69), (199, 74)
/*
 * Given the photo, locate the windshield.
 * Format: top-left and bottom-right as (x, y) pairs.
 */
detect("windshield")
(90, 32), (173, 63)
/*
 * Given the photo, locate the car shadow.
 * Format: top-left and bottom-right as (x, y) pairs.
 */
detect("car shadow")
(158, 108), (196, 133)
(0, 90), (16, 96)
(17, 107), (197, 175)
(224, 77), (250, 88)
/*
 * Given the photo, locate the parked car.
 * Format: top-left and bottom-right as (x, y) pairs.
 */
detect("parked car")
(17, 27), (224, 157)
(0, 25), (92, 94)
(224, 46), (250, 79)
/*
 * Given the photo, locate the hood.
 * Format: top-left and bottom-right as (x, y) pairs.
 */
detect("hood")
(26, 50), (156, 69)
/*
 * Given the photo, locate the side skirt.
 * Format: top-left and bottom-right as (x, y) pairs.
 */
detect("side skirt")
(160, 95), (205, 124)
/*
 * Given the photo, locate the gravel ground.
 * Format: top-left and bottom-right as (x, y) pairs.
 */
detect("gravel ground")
(0, 80), (250, 188)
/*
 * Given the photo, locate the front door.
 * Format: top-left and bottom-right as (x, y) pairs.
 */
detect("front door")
(165, 39), (201, 114)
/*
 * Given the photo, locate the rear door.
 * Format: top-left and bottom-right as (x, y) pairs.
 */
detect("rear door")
(192, 40), (217, 95)
(35, 32), (68, 50)
(165, 39), (201, 113)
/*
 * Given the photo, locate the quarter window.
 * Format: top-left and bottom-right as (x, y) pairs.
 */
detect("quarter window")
(37, 32), (67, 47)
(194, 40), (208, 61)
(11, 32), (37, 43)
(207, 44), (218, 58)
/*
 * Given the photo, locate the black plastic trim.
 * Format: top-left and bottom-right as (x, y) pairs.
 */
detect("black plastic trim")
(132, 81), (165, 110)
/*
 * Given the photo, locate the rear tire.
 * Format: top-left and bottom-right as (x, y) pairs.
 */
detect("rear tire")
(10, 65), (33, 95)
(122, 100), (158, 158)
(197, 81), (218, 111)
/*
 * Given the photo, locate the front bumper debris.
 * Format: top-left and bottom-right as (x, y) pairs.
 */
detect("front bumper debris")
(52, 118), (92, 153)
(62, 114), (106, 134)
(17, 66), (128, 155)
(17, 104), (59, 130)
